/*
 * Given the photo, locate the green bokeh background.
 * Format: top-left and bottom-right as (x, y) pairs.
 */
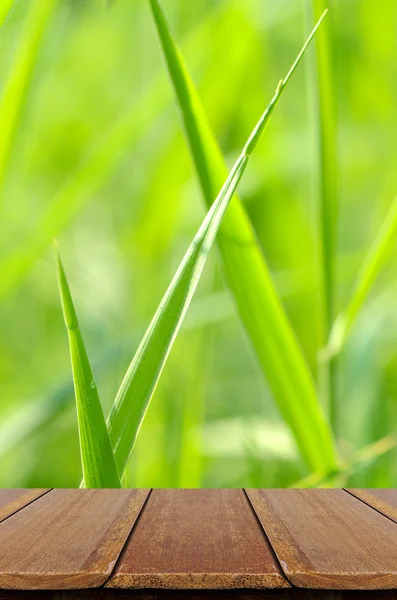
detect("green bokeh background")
(1, 0), (396, 487)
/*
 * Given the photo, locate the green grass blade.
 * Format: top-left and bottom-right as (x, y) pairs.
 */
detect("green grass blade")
(106, 6), (335, 478)
(308, 0), (337, 336)
(108, 152), (247, 474)
(0, 0), (14, 28)
(147, 0), (337, 473)
(329, 196), (397, 356)
(56, 251), (121, 488)
(306, 0), (338, 425)
(0, 287), (232, 467)
(0, 0), (56, 194)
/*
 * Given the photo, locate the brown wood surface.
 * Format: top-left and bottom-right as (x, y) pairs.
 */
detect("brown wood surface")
(2, 588), (397, 600)
(0, 488), (149, 590)
(0, 490), (50, 523)
(346, 489), (397, 524)
(107, 489), (289, 590)
(246, 489), (397, 590)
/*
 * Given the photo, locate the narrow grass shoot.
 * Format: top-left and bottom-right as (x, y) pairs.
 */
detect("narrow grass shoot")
(0, 288), (230, 467)
(308, 0), (337, 335)
(148, 0), (337, 473)
(306, 0), (338, 428)
(328, 196), (397, 356)
(0, 0), (56, 195)
(103, 5), (337, 480)
(56, 249), (121, 488)
(107, 142), (249, 475)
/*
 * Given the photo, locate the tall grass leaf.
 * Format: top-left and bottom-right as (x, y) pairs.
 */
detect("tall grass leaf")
(0, 287), (232, 466)
(0, 0), (14, 28)
(0, 0), (56, 194)
(107, 151), (247, 474)
(306, 0), (338, 425)
(56, 250), (121, 488)
(106, 6), (335, 477)
(147, 0), (337, 473)
(133, 9), (254, 260)
(308, 0), (337, 335)
(329, 196), (397, 356)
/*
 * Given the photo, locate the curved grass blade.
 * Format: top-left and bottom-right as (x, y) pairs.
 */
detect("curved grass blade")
(0, 0), (56, 194)
(307, 0), (337, 337)
(108, 152), (247, 474)
(106, 6), (335, 478)
(0, 286), (234, 467)
(328, 196), (397, 356)
(56, 250), (121, 488)
(0, 0), (15, 28)
(147, 0), (337, 473)
(306, 0), (338, 431)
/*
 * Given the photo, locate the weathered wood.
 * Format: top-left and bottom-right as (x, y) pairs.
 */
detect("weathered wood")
(0, 488), (396, 595)
(2, 588), (397, 600)
(347, 489), (397, 524)
(0, 490), (50, 523)
(107, 489), (289, 590)
(246, 489), (397, 590)
(0, 488), (149, 590)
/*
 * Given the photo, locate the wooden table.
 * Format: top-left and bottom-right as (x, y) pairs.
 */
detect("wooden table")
(0, 489), (396, 600)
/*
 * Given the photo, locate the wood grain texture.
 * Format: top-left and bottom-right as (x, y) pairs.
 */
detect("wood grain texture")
(246, 489), (397, 590)
(2, 588), (397, 600)
(107, 489), (289, 590)
(0, 490), (50, 523)
(347, 489), (397, 524)
(0, 488), (149, 590)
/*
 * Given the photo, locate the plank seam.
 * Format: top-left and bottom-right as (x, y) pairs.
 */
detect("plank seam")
(343, 488), (397, 526)
(0, 489), (53, 525)
(103, 488), (153, 587)
(242, 489), (294, 589)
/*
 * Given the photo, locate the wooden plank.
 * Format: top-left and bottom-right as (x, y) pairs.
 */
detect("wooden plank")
(0, 490), (50, 523)
(246, 489), (397, 590)
(0, 488), (149, 590)
(347, 489), (397, 524)
(3, 589), (397, 600)
(107, 489), (289, 590)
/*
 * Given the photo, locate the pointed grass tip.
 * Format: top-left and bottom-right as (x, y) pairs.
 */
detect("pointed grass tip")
(243, 8), (328, 158)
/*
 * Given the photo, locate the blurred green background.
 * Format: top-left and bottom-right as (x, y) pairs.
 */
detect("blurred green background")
(1, 0), (397, 488)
